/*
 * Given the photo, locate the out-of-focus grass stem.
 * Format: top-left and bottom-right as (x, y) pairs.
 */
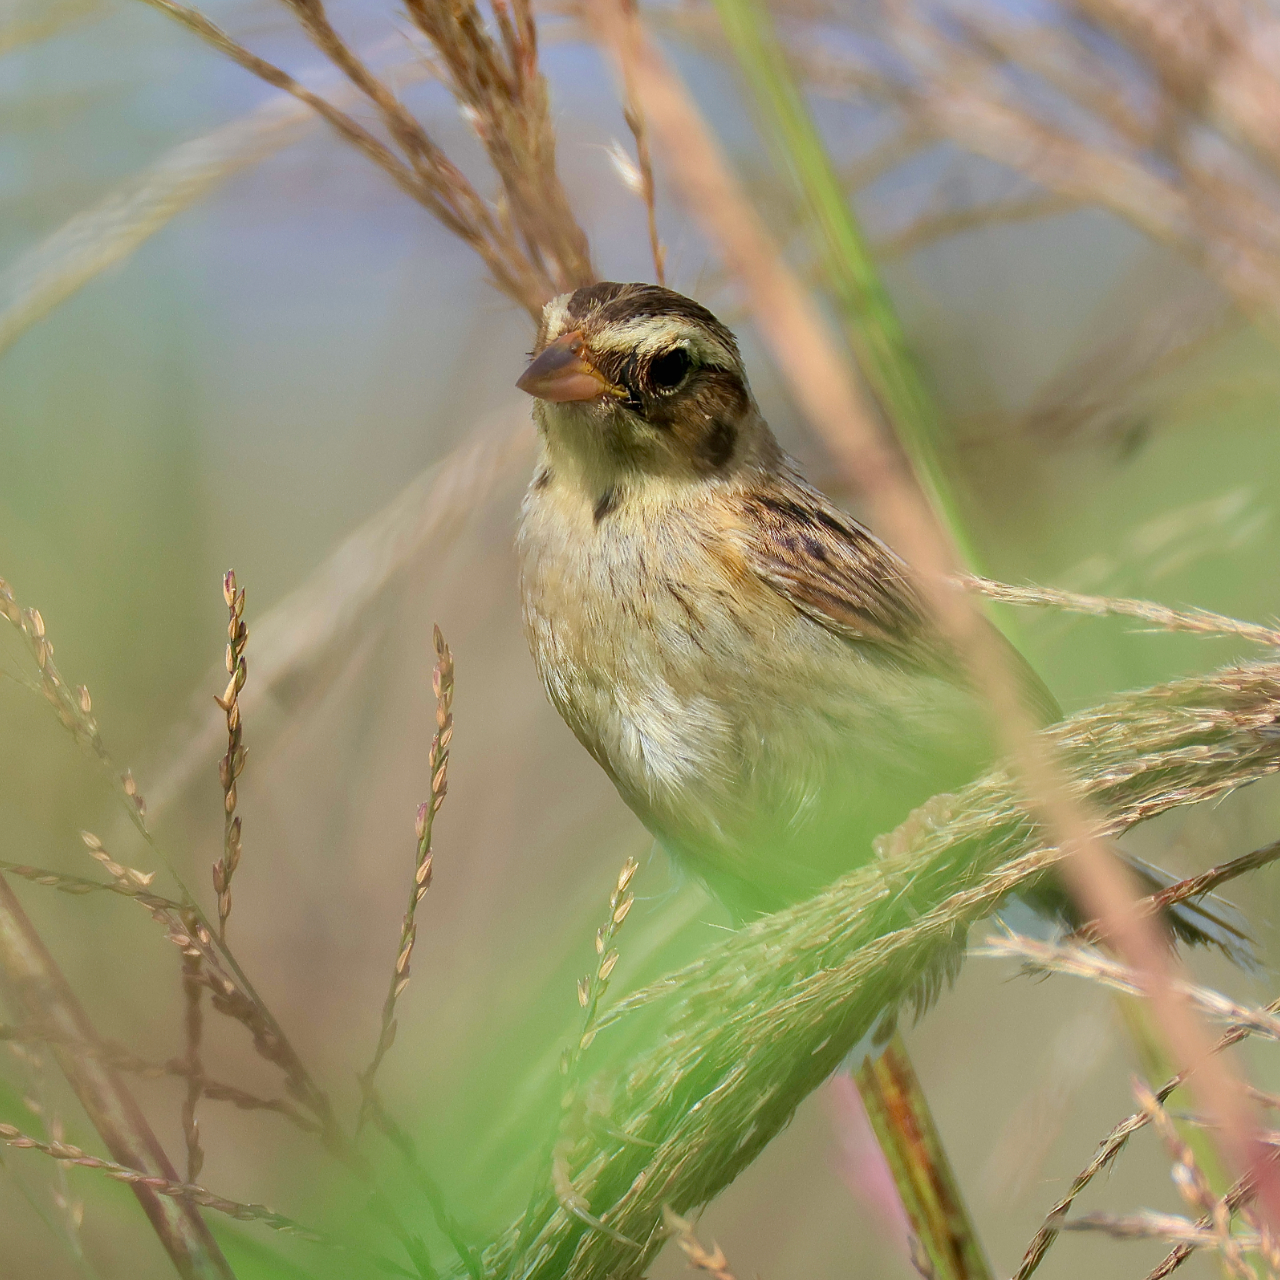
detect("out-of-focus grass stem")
(706, 6), (995, 1274)
(710, 0), (980, 572)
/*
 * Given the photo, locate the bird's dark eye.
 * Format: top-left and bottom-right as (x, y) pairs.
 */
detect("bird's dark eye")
(648, 346), (692, 391)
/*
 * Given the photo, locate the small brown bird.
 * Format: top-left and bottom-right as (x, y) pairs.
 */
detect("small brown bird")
(515, 281), (1247, 951)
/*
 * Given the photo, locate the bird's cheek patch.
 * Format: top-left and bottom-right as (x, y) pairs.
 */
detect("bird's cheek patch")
(700, 419), (738, 471)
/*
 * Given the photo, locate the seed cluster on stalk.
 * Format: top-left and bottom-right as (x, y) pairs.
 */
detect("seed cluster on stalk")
(212, 570), (248, 942)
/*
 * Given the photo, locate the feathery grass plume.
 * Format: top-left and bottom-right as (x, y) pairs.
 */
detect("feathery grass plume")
(575, 857), (640, 1062)
(662, 1206), (738, 1280)
(487, 656), (1280, 1280)
(135, 0), (593, 320)
(359, 625), (454, 1126)
(517, 855), (643, 1254)
(212, 570), (248, 942)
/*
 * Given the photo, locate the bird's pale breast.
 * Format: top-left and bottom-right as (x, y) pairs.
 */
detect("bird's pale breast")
(517, 474), (990, 914)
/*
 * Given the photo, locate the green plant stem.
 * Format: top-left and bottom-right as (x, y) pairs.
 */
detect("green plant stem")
(710, 0), (980, 570)
(855, 1032), (994, 1280)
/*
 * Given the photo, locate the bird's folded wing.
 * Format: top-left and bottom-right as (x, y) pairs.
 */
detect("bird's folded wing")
(733, 473), (1061, 725)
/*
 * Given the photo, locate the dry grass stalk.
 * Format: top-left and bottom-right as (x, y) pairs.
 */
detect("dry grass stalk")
(1064, 1208), (1264, 1252)
(0, 578), (148, 834)
(978, 933), (1280, 1042)
(591, 0), (1280, 1238)
(0, 860), (179, 905)
(137, 0), (592, 319)
(742, 0), (1280, 331)
(662, 1206), (738, 1280)
(358, 624), (454, 1127)
(495, 657), (1280, 1279)
(212, 570), (248, 942)
(7, 1042), (88, 1267)
(964, 577), (1280, 649)
(0, 1119), (328, 1242)
(1135, 1079), (1257, 1279)
(180, 922), (206, 1183)
(87, 821), (209, 1179)
(1058, 1082), (1280, 1278)
(147, 413), (531, 820)
(1145, 1166), (1280, 1279)
(0, 875), (234, 1279)
(0, 39), (434, 360)
(1, 1022), (320, 1132)
(2, 581), (445, 1274)
(1080, 838), (1280, 953)
(614, 0), (666, 285)
(1013, 993), (1280, 1280)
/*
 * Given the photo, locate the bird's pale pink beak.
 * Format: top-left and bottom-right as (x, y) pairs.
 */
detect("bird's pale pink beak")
(516, 330), (616, 402)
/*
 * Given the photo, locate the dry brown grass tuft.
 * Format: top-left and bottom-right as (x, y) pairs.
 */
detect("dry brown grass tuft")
(137, 0), (594, 319)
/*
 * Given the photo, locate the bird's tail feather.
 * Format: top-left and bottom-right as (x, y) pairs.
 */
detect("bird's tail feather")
(1119, 851), (1259, 972)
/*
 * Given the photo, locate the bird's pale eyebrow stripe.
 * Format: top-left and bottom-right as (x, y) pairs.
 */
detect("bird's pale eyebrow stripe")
(594, 316), (736, 367)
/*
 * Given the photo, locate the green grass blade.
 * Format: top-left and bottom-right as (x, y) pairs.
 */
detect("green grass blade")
(711, 0), (982, 572)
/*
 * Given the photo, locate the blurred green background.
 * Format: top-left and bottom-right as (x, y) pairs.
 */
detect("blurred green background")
(3, 1), (1280, 1277)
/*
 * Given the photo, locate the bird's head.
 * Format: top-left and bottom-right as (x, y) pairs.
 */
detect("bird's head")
(517, 283), (777, 492)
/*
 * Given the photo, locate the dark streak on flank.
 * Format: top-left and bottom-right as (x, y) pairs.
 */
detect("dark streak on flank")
(593, 487), (620, 525)
(533, 468), (553, 490)
(665, 582), (709, 652)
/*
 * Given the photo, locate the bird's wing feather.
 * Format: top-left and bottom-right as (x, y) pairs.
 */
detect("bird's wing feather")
(733, 472), (1061, 725)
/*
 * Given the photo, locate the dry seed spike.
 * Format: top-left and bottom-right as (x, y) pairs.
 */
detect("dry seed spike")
(357, 624), (454, 1129)
(213, 571), (249, 942)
